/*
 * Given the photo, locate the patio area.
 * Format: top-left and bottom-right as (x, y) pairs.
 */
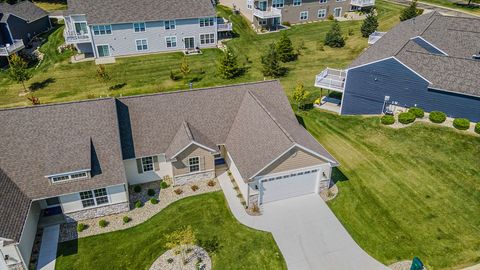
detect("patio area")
(315, 95), (342, 114)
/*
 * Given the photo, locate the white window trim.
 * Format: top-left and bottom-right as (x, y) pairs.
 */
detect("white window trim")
(135, 39), (149, 52)
(80, 188), (111, 209)
(133, 22), (147, 33)
(48, 170), (90, 184)
(293, 0), (302, 6)
(165, 20), (176, 30)
(141, 156), (154, 172)
(300, 11), (309, 20)
(272, 0), (284, 8)
(259, 19), (267, 25)
(334, 7), (342, 17)
(318, 9), (327, 18)
(319, 0), (328, 3)
(247, 0), (253, 9)
(199, 33), (215, 45)
(165, 36), (177, 48)
(188, 156), (200, 173)
(199, 17), (215, 27)
(92, 24), (112, 36)
(96, 44), (111, 58)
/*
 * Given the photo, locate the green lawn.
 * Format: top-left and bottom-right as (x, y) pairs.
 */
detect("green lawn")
(33, 0), (67, 11)
(56, 192), (286, 270)
(417, 0), (480, 16)
(0, 0), (403, 108)
(299, 110), (480, 270)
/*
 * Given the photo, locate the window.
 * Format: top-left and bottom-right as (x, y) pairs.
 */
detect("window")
(71, 172), (88, 179)
(199, 17), (215, 27)
(165, 20), (176, 30)
(166, 36), (177, 48)
(300, 11), (308, 20)
(200, 33), (215, 45)
(272, 0), (284, 8)
(293, 0), (302, 6)
(141, 156), (154, 172)
(50, 171), (88, 183)
(319, 0), (327, 3)
(133, 22), (146, 32)
(80, 188), (109, 208)
(318, 9), (327, 18)
(189, 157), (200, 172)
(259, 19), (267, 25)
(97, 45), (110, 57)
(136, 39), (148, 51)
(92, 25), (112, 35)
(46, 197), (60, 206)
(247, 0), (253, 9)
(334, 7), (342, 17)
(74, 22), (88, 35)
(51, 175), (69, 182)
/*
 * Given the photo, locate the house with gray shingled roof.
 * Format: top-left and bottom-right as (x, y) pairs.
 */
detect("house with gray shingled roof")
(0, 1), (51, 57)
(314, 12), (480, 122)
(63, 0), (232, 60)
(0, 81), (338, 269)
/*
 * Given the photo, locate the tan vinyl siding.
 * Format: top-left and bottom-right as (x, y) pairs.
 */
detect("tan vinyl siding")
(172, 144), (215, 176)
(260, 147), (328, 176)
(281, 0), (351, 24)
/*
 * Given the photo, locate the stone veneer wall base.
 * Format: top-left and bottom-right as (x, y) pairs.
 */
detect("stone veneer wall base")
(174, 171), (215, 186)
(64, 202), (130, 223)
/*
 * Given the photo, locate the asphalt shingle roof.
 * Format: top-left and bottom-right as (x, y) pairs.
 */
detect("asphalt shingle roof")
(0, 1), (48, 23)
(66, 0), (216, 25)
(350, 12), (480, 97)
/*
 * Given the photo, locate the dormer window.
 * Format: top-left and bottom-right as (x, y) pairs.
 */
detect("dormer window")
(48, 171), (89, 183)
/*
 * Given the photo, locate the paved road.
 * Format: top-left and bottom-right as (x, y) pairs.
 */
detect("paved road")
(387, 0), (478, 17)
(219, 172), (388, 270)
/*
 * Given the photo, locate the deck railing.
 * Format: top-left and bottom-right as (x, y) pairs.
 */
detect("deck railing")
(64, 29), (91, 43)
(351, 0), (375, 6)
(218, 22), (233, 32)
(0, 39), (25, 56)
(314, 68), (346, 92)
(253, 7), (282, 19)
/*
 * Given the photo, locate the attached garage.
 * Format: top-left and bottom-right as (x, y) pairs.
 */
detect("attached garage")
(259, 168), (321, 204)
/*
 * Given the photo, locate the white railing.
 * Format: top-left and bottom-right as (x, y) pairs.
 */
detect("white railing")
(368, 31), (386, 45)
(314, 68), (346, 92)
(64, 29), (91, 43)
(218, 22), (233, 32)
(253, 7), (282, 19)
(0, 39), (25, 56)
(351, 0), (375, 6)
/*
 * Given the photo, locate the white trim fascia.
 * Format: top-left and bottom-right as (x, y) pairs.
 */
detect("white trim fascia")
(339, 69), (349, 115)
(428, 87), (480, 99)
(45, 169), (91, 178)
(31, 183), (126, 203)
(170, 141), (217, 159)
(255, 163), (329, 180)
(393, 57), (432, 84)
(294, 143), (337, 164)
(410, 36), (448, 56)
(135, 38), (149, 52)
(165, 35), (177, 48)
(249, 145), (296, 180)
(174, 168), (214, 178)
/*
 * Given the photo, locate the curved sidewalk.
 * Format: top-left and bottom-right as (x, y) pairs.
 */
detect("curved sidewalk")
(218, 172), (388, 270)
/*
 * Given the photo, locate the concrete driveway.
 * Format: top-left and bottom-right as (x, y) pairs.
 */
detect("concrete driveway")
(218, 172), (388, 270)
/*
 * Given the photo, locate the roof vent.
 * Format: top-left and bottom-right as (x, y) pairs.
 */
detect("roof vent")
(473, 53), (480, 60)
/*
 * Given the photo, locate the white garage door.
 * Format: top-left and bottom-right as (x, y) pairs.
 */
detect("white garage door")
(261, 169), (319, 204)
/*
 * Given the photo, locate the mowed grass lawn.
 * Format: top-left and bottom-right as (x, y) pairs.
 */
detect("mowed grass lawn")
(0, 0), (402, 108)
(56, 192), (286, 270)
(418, 0), (480, 16)
(299, 110), (480, 270)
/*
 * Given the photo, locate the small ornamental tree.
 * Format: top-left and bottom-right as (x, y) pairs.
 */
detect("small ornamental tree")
(165, 226), (197, 266)
(261, 43), (286, 78)
(8, 54), (31, 93)
(180, 56), (191, 75)
(96, 64), (111, 83)
(292, 82), (308, 110)
(400, 0), (422, 21)
(218, 47), (241, 79)
(324, 20), (345, 48)
(361, 13), (379, 38)
(276, 32), (296, 62)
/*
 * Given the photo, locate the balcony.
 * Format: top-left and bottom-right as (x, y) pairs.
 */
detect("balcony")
(368, 31), (386, 45)
(0, 39), (25, 56)
(217, 17), (233, 32)
(64, 29), (91, 44)
(253, 7), (282, 19)
(351, 0), (375, 6)
(314, 68), (346, 92)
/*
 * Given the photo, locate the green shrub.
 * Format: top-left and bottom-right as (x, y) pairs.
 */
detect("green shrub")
(147, 189), (155, 197)
(150, 198), (159, 204)
(453, 118), (470, 130)
(133, 185), (141, 193)
(398, 112), (416, 124)
(98, 219), (108, 228)
(475, 122), (480, 134)
(408, 107), (424, 118)
(160, 181), (169, 189)
(135, 200), (143, 208)
(429, 111), (446, 123)
(198, 236), (220, 253)
(381, 115), (395, 125)
(123, 216), (131, 224)
(77, 223), (86, 232)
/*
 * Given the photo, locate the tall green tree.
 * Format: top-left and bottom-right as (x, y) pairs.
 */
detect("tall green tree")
(261, 43), (286, 78)
(218, 47), (242, 79)
(292, 82), (308, 110)
(8, 54), (31, 93)
(361, 13), (379, 38)
(324, 20), (345, 48)
(400, 0), (422, 21)
(276, 32), (296, 62)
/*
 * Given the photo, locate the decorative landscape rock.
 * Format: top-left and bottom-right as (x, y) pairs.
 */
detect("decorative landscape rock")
(149, 245), (211, 270)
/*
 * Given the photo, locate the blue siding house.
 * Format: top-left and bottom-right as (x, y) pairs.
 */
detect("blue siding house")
(315, 12), (480, 122)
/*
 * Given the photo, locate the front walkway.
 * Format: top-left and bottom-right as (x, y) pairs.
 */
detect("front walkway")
(218, 172), (388, 270)
(36, 225), (59, 270)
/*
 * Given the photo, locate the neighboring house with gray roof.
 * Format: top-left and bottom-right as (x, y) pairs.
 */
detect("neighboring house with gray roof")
(63, 0), (232, 59)
(0, 1), (51, 57)
(315, 12), (480, 122)
(0, 81), (338, 269)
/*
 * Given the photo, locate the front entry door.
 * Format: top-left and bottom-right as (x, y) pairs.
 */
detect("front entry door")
(184, 37), (195, 50)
